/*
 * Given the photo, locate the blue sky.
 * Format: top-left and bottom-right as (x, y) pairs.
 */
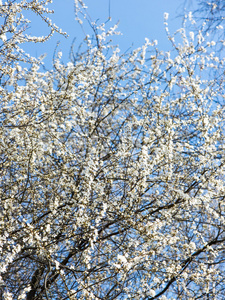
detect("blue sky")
(23, 0), (193, 66)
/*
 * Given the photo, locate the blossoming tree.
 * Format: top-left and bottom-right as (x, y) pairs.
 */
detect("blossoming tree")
(0, 1), (225, 299)
(189, 0), (225, 30)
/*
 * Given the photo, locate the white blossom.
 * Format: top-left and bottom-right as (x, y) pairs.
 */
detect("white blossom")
(164, 12), (169, 21)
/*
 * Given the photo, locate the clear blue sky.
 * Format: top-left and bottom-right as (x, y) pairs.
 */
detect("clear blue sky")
(23, 0), (193, 66)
